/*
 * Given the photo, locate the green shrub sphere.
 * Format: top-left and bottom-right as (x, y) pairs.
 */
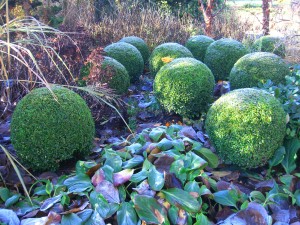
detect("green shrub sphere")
(11, 86), (95, 171)
(229, 52), (290, 90)
(185, 35), (214, 62)
(154, 57), (215, 118)
(204, 38), (248, 81)
(205, 88), (286, 169)
(80, 57), (130, 94)
(119, 36), (150, 63)
(149, 42), (194, 76)
(253, 35), (285, 58)
(104, 42), (144, 82)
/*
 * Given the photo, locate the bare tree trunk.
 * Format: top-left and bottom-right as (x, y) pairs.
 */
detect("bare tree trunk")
(262, 0), (270, 35)
(198, 0), (214, 37)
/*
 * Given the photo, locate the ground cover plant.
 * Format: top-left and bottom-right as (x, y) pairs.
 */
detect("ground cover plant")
(1, 0), (300, 224)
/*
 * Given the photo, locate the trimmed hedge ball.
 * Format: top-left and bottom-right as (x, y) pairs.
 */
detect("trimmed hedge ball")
(205, 88), (286, 169)
(11, 86), (95, 171)
(253, 35), (285, 58)
(204, 38), (248, 81)
(229, 52), (290, 90)
(149, 42), (194, 76)
(80, 57), (130, 94)
(154, 57), (215, 118)
(185, 35), (214, 62)
(119, 36), (150, 63)
(104, 42), (144, 82)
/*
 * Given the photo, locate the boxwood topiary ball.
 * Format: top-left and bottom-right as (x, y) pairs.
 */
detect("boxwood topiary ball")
(149, 42), (194, 76)
(185, 35), (214, 62)
(205, 88), (286, 169)
(104, 42), (144, 82)
(229, 52), (290, 90)
(253, 35), (285, 58)
(119, 36), (150, 63)
(154, 57), (215, 118)
(11, 86), (95, 171)
(79, 56), (130, 94)
(204, 38), (248, 81)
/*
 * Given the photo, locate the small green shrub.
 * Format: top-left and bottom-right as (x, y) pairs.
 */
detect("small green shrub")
(10, 86), (95, 171)
(205, 88), (286, 169)
(185, 35), (214, 62)
(104, 42), (144, 82)
(154, 57), (215, 118)
(79, 57), (130, 94)
(204, 38), (248, 81)
(119, 36), (150, 63)
(229, 52), (290, 90)
(253, 35), (286, 58)
(149, 42), (194, 76)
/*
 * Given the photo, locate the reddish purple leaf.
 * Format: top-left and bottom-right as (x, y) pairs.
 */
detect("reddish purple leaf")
(91, 169), (105, 187)
(113, 169), (134, 186)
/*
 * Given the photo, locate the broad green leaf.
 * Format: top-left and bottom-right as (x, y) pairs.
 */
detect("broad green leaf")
(240, 200), (249, 210)
(184, 181), (200, 194)
(282, 138), (300, 174)
(213, 190), (238, 208)
(172, 139), (185, 151)
(184, 152), (208, 171)
(161, 188), (201, 213)
(149, 127), (165, 142)
(84, 210), (105, 225)
(168, 206), (179, 225)
(15, 201), (39, 216)
(148, 165), (165, 191)
(5, 194), (21, 208)
(194, 213), (210, 225)
(268, 146), (285, 167)
(34, 185), (47, 196)
(64, 174), (92, 193)
(61, 213), (83, 225)
(123, 155), (144, 169)
(118, 185), (127, 202)
(130, 169), (148, 183)
(90, 191), (110, 218)
(170, 159), (187, 184)
(104, 149), (123, 172)
(157, 138), (173, 151)
(77, 209), (93, 223)
(61, 194), (70, 206)
(0, 188), (10, 202)
(142, 158), (152, 170)
(294, 190), (300, 206)
(117, 202), (138, 225)
(250, 191), (266, 203)
(134, 195), (167, 224)
(40, 194), (62, 211)
(45, 180), (53, 195)
(199, 185), (212, 197)
(126, 143), (143, 155)
(193, 147), (219, 168)
(75, 161), (98, 175)
(102, 165), (114, 183)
